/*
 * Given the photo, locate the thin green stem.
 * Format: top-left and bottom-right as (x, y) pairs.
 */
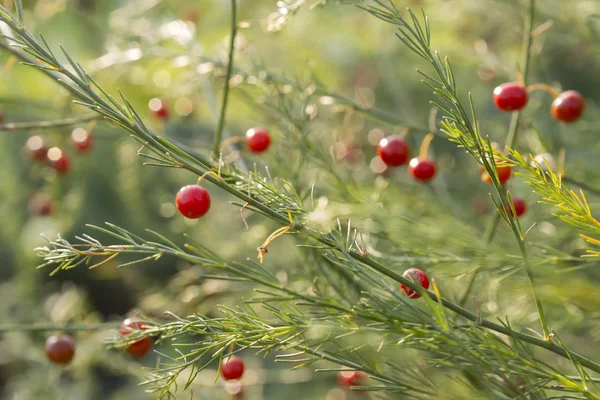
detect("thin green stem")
(211, 0), (237, 158)
(518, 238), (550, 339)
(0, 322), (119, 332)
(462, 0), (536, 305)
(484, 0), (549, 340)
(0, 113), (99, 131)
(483, 0), (535, 242)
(563, 175), (600, 197)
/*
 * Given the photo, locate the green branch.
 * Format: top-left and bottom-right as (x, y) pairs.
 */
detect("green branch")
(483, 0), (536, 244)
(0, 322), (119, 332)
(463, 0), (537, 306)
(0, 113), (99, 131)
(212, 0), (238, 158)
(563, 175), (600, 197)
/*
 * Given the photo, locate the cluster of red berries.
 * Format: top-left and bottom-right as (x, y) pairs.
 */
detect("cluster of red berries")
(23, 128), (94, 216)
(493, 82), (585, 123)
(24, 129), (94, 171)
(45, 318), (154, 366)
(175, 127), (271, 219)
(377, 136), (437, 182)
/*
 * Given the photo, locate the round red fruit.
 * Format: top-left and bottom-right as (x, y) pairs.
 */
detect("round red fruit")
(245, 127), (271, 153)
(221, 355), (245, 381)
(493, 82), (528, 112)
(507, 197), (527, 217)
(45, 334), (75, 365)
(149, 98), (169, 120)
(120, 318), (153, 359)
(338, 371), (367, 388)
(183, 8), (200, 23)
(377, 136), (409, 167)
(408, 157), (437, 182)
(25, 135), (48, 161)
(551, 90), (585, 123)
(46, 147), (70, 174)
(71, 128), (94, 153)
(481, 162), (512, 185)
(175, 185), (211, 219)
(400, 268), (430, 299)
(29, 193), (53, 216)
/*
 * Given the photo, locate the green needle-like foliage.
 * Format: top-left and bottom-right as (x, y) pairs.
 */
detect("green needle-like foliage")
(2, 0), (600, 399)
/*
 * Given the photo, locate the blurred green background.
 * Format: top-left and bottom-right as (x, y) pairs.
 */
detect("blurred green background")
(1, 0), (600, 399)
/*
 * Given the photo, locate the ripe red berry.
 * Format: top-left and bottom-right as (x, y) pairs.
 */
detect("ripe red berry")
(29, 193), (53, 216)
(71, 128), (94, 153)
(245, 127), (271, 153)
(149, 98), (169, 120)
(408, 157), (437, 182)
(493, 82), (528, 112)
(183, 7), (200, 23)
(400, 268), (430, 299)
(25, 135), (48, 161)
(338, 371), (367, 388)
(551, 90), (585, 123)
(175, 185), (211, 219)
(46, 147), (70, 174)
(480, 161), (512, 185)
(221, 356), (245, 381)
(120, 318), (153, 359)
(377, 136), (410, 167)
(45, 334), (75, 365)
(507, 197), (527, 217)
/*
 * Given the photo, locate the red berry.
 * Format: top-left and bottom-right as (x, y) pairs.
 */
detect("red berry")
(45, 334), (75, 365)
(493, 82), (528, 112)
(25, 135), (48, 161)
(221, 356), (245, 381)
(408, 157), (437, 182)
(120, 318), (153, 359)
(183, 7), (200, 23)
(245, 127), (271, 153)
(29, 193), (53, 216)
(377, 136), (410, 167)
(175, 185), (211, 219)
(338, 371), (367, 388)
(551, 90), (585, 123)
(149, 98), (169, 120)
(400, 268), (430, 299)
(71, 128), (94, 153)
(46, 147), (70, 174)
(507, 197), (527, 217)
(480, 161), (512, 185)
